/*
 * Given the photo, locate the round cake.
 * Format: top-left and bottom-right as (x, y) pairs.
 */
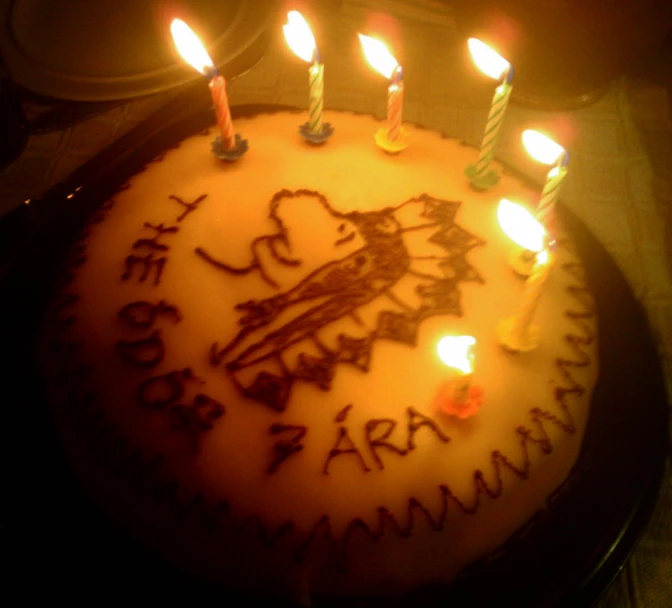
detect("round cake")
(39, 109), (598, 603)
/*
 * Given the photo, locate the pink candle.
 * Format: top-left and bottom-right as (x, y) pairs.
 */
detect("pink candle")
(359, 34), (409, 153)
(171, 19), (246, 159)
(209, 74), (235, 149)
(387, 68), (404, 142)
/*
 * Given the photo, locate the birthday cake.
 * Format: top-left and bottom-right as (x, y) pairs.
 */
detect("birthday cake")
(39, 109), (598, 602)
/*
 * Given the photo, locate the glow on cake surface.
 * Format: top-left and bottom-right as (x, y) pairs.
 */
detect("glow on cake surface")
(41, 110), (598, 600)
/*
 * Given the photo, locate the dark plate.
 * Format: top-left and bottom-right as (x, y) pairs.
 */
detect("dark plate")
(0, 99), (668, 607)
(0, 0), (277, 101)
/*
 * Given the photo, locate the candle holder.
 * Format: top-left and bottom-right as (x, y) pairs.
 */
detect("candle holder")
(434, 377), (484, 419)
(211, 134), (249, 161)
(374, 126), (410, 154)
(299, 121), (334, 144)
(508, 245), (537, 277)
(496, 316), (541, 353)
(464, 162), (501, 191)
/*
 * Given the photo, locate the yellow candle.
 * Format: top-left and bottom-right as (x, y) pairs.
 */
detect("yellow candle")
(496, 199), (553, 352)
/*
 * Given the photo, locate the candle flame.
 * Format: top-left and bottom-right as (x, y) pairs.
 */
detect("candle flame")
(359, 34), (399, 79)
(497, 199), (546, 252)
(283, 11), (317, 63)
(171, 19), (214, 75)
(468, 38), (510, 81)
(522, 129), (565, 165)
(437, 336), (476, 375)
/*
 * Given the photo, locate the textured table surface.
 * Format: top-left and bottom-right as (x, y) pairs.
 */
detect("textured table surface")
(1, 1), (670, 605)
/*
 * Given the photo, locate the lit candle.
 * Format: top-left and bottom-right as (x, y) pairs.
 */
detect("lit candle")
(359, 34), (409, 153)
(465, 38), (514, 190)
(496, 199), (554, 352)
(434, 336), (484, 418)
(283, 11), (333, 143)
(171, 19), (247, 161)
(498, 197), (546, 276)
(522, 129), (569, 227)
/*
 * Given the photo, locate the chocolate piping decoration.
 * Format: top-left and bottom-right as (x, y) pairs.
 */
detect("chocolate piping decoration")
(323, 426), (371, 475)
(406, 406), (451, 450)
(49, 292), (80, 326)
(148, 141), (181, 164)
(86, 199), (115, 226)
(293, 515), (338, 565)
(118, 300), (183, 329)
(168, 399), (224, 454)
(292, 353), (335, 390)
(195, 241), (281, 289)
(61, 242), (87, 271)
(334, 403), (353, 423)
(240, 515), (296, 548)
(122, 253), (167, 285)
(136, 368), (199, 409)
(132, 222), (179, 252)
(121, 221), (179, 284)
(116, 329), (165, 368)
(365, 418), (408, 469)
(46, 160), (596, 569)
(192, 393), (226, 429)
(236, 370), (293, 412)
(58, 262), (591, 563)
(203, 191), (485, 412)
(168, 194), (207, 223)
(268, 424), (307, 474)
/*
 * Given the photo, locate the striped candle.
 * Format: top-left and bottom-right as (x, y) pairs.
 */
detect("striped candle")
(473, 79), (512, 180)
(359, 34), (408, 151)
(308, 61), (324, 135)
(171, 19), (245, 159)
(209, 74), (235, 150)
(387, 76), (404, 141)
(507, 248), (553, 341)
(536, 165), (568, 226)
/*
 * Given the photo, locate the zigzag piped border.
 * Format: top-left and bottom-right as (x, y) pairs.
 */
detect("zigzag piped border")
(43, 192), (597, 573)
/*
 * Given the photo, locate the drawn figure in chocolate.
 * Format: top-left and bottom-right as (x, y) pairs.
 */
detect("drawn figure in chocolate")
(197, 190), (485, 412)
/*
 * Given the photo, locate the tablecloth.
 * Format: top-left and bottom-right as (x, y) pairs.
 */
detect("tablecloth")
(1, 1), (670, 605)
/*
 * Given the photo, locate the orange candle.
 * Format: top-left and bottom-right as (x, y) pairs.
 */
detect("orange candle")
(171, 19), (247, 160)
